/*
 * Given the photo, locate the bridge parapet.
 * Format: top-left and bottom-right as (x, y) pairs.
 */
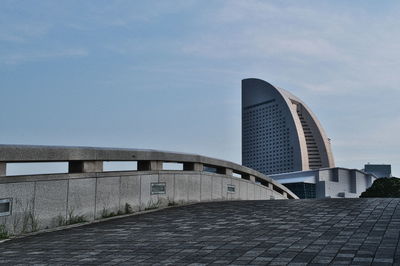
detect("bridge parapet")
(0, 145), (297, 199)
(0, 145), (297, 236)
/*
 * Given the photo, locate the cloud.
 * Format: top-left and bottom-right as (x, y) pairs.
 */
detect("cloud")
(0, 48), (88, 65)
(64, 0), (198, 29)
(182, 32), (343, 61)
(0, 23), (50, 42)
(183, 1), (348, 58)
(180, 0), (400, 94)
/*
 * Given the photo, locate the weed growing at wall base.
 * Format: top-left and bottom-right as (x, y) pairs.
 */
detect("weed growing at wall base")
(22, 206), (39, 233)
(101, 203), (135, 219)
(101, 208), (117, 219)
(0, 224), (9, 239)
(56, 210), (88, 227)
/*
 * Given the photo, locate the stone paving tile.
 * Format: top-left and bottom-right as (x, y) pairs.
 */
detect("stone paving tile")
(0, 198), (399, 265)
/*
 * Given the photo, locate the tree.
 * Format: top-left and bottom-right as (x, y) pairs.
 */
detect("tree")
(360, 177), (400, 198)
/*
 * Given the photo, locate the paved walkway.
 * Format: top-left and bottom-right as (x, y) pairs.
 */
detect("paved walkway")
(0, 198), (399, 265)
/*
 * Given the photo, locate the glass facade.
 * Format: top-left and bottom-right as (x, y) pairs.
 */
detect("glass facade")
(284, 182), (316, 199)
(242, 101), (295, 175)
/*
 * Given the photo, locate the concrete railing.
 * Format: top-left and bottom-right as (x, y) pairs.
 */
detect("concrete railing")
(0, 145), (297, 236)
(0, 145), (297, 198)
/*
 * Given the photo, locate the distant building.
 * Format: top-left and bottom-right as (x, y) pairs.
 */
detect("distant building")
(364, 164), (392, 178)
(270, 168), (377, 199)
(242, 78), (335, 176)
(241, 78), (377, 199)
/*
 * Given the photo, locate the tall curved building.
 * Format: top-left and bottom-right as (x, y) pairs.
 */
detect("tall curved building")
(242, 78), (335, 175)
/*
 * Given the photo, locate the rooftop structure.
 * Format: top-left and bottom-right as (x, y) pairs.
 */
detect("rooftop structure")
(364, 164), (392, 178)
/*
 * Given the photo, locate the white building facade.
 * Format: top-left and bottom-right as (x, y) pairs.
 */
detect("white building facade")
(270, 168), (377, 198)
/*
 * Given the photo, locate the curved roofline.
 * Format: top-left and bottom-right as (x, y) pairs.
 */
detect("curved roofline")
(273, 87), (311, 170)
(242, 78), (309, 169)
(278, 87), (335, 167)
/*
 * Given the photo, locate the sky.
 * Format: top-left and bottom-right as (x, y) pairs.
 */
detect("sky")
(1, 0), (399, 176)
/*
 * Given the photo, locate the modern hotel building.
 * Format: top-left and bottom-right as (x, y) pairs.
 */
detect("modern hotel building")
(242, 78), (375, 198)
(242, 78), (335, 175)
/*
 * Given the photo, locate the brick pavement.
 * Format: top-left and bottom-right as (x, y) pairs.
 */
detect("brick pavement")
(0, 198), (399, 265)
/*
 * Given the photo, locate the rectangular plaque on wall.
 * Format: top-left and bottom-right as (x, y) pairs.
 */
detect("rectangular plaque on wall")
(227, 185), (236, 193)
(0, 198), (12, 217)
(151, 182), (166, 195)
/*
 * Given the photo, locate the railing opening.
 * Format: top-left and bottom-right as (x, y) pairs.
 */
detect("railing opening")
(162, 162), (183, 170)
(203, 165), (217, 173)
(241, 173), (250, 180)
(6, 162), (68, 176)
(273, 185), (284, 195)
(256, 177), (269, 187)
(232, 172), (242, 178)
(203, 165), (225, 174)
(103, 161), (137, 172)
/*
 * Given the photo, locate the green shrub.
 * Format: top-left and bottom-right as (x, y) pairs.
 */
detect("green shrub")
(360, 178), (400, 198)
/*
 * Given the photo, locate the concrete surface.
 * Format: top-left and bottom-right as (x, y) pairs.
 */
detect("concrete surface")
(0, 163), (5, 177)
(0, 182), (35, 233)
(0, 198), (399, 265)
(67, 178), (96, 220)
(95, 176), (121, 218)
(119, 175), (141, 212)
(34, 180), (68, 228)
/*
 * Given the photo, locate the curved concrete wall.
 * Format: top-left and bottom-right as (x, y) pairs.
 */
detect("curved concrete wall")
(0, 145), (297, 235)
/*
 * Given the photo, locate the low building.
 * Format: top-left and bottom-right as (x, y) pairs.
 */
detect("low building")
(270, 167), (377, 199)
(364, 164), (392, 178)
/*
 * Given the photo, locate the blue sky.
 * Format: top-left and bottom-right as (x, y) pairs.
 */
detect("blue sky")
(1, 0), (399, 176)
